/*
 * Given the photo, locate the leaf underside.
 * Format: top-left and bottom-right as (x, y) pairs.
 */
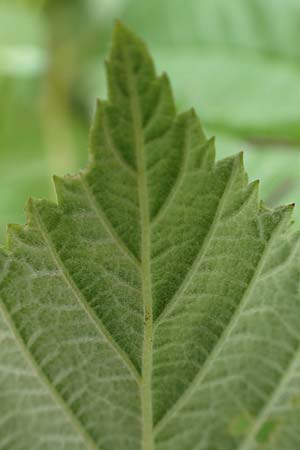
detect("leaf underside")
(1, 23), (300, 450)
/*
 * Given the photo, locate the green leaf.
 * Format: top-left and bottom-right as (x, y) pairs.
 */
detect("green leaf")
(1, 23), (300, 450)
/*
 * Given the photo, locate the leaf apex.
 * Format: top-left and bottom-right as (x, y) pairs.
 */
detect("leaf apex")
(26, 197), (36, 215)
(112, 20), (140, 47)
(114, 19), (126, 32)
(238, 150), (244, 160)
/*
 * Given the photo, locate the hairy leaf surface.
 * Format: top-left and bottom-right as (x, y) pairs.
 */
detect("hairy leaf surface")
(1, 23), (300, 450)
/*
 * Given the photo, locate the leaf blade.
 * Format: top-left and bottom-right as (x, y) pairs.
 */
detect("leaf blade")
(1, 22), (300, 450)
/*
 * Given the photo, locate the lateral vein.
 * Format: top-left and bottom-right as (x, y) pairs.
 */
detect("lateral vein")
(154, 203), (288, 435)
(151, 114), (191, 226)
(154, 155), (240, 327)
(80, 177), (141, 268)
(101, 102), (137, 177)
(33, 203), (141, 385)
(236, 345), (300, 450)
(0, 298), (101, 450)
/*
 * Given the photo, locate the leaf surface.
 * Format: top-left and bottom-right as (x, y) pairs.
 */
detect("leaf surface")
(1, 24), (300, 450)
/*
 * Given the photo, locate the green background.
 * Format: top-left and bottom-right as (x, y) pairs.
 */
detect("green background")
(1, 0), (300, 240)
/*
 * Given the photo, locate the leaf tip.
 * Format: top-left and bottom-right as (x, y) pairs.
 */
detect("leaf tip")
(114, 18), (128, 32)
(209, 135), (216, 145)
(190, 107), (197, 117)
(26, 197), (34, 214)
(112, 19), (136, 45)
(53, 175), (66, 202)
(238, 150), (244, 162)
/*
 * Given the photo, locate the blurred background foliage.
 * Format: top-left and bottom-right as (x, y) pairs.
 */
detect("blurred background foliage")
(1, 0), (300, 239)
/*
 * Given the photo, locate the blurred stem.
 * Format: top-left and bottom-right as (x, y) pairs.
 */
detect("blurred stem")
(39, 29), (77, 194)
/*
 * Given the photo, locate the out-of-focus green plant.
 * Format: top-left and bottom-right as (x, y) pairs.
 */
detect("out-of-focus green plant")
(0, 0), (300, 241)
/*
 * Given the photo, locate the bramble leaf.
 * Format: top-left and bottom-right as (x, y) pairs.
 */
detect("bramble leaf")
(1, 23), (300, 450)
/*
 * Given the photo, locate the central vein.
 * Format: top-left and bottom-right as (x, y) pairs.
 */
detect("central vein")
(138, 143), (154, 450)
(124, 49), (154, 450)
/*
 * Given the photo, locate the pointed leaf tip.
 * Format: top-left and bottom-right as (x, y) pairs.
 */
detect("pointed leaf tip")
(112, 20), (142, 48)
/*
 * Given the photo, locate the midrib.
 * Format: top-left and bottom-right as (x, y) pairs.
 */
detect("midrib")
(123, 52), (154, 449)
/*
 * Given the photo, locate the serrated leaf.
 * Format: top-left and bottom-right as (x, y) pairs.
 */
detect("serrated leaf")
(1, 23), (300, 450)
